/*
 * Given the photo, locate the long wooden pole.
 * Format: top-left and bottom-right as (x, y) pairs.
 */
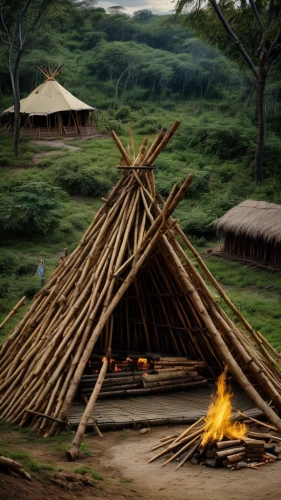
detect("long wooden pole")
(66, 353), (109, 461)
(0, 296), (26, 331)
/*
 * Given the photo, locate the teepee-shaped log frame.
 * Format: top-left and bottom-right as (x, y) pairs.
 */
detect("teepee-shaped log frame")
(1, 121), (281, 458)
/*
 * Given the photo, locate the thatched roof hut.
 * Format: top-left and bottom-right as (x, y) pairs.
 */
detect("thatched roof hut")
(213, 200), (281, 267)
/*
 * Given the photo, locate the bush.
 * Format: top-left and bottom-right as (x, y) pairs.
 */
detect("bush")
(21, 276), (42, 298)
(134, 117), (162, 134)
(0, 251), (20, 275)
(56, 159), (115, 197)
(67, 213), (90, 231)
(115, 106), (131, 120)
(0, 278), (9, 299)
(0, 182), (63, 238)
(177, 205), (216, 238)
(0, 298), (9, 313)
(174, 115), (256, 162)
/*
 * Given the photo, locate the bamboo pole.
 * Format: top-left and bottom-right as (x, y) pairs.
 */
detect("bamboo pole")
(111, 131), (132, 166)
(174, 223), (281, 363)
(146, 121), (180, 165)
(161, 237), (281, 431)
(56, 176), (194, 424)
(0, 296), (26, 331)
(66, 353), (109, 461)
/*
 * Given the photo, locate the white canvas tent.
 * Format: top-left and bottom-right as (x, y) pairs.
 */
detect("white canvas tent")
(1, 66), (98, 137)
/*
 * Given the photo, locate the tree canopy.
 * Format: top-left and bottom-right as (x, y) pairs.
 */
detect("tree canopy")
(175, 0), (281, 182)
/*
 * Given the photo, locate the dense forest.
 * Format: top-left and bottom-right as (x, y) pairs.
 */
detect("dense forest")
(0, 1), (281, 348)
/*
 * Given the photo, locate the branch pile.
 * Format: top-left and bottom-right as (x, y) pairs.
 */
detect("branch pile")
(149, 416), (281, 470)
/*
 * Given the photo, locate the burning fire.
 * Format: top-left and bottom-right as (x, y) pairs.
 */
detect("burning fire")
(137, 357), (149, 370)
(138, 358), (147, 365)
(201, 370), (247, 446)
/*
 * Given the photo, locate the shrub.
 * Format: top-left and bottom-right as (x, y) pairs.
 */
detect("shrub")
(0, 182), (62, 238)
(0, 251), (20, 275)
(174, 115), (256, 162)
(177, 205), (216, 238)
(134, 117), (162, 134)
(0, 298), (9, 313)
(67, 213), (90, 231)
(115, 106), (131, 120)
(21, 276), (42, 298)
(0, 278), (9, 299)
(56, 160), (115, 197)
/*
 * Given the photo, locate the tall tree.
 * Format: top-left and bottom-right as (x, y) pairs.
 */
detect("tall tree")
(0, 0), (55, 158)
(175, 0), (281, 183)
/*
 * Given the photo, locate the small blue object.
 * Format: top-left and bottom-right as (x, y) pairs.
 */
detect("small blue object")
(36, 262), (44, 278)
(264, 284), (274, 290)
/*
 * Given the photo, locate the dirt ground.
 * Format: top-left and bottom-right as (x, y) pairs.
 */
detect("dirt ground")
(1, 425), (281, 500)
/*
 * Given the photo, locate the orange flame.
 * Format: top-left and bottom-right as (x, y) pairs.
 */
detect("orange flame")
(201, 370), (247, 446)
(137, 358), (147, 365)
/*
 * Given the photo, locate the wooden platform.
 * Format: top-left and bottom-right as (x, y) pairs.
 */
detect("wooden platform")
(68, 384), (262, 431)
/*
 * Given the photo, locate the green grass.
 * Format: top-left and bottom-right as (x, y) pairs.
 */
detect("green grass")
(197, 256), (281, 352)
(0, 447), (59, 480)
(73, 465), (103, 480)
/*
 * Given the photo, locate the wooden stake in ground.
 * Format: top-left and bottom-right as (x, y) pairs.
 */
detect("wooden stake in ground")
(66, 352), (110, 461)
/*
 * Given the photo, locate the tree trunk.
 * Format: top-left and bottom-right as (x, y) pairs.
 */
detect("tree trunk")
(254, 67), (267, 183)
(13, 55), (22, 159)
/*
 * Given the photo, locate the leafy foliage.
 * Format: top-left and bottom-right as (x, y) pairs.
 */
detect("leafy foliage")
(55, 158), (117, 196)
(0, 182), (63, 237)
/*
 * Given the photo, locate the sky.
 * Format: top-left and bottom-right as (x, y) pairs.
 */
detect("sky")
(98, 0), (176, 16)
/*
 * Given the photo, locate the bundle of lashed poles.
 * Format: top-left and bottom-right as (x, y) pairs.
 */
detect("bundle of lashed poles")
(0, 122), (191, 441)
(1, 121), (281, 463)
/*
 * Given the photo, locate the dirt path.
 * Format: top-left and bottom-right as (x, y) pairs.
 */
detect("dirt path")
(31, 140), (81, 165)
(107, 427), (281, 500)
(1, 425), (281, 500)
(31, 139), (81, 151)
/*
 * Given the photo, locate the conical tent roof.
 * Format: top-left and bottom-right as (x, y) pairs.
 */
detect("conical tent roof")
(0, 123), (281, 459)
(4, 79), (96, 115)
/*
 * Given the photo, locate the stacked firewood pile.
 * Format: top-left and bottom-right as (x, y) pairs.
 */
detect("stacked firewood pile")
(79, 356), (207, 400)
(80, 372), (145, 400)
(154, 357), (204, 374)
(149, 416), (281, 470)
(144, 356), (206, 392)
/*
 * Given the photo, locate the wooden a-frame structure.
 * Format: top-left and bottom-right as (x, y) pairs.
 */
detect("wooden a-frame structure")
(0, 121), (281, 460)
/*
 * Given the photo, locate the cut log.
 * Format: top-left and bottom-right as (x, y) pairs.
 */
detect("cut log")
(142, 371), (197, 382)
(97, 379), (207, 398)
(215, 446), (246, 459)
(159, 357), (193, 362)
(226, 452), (246, 464)
(142, 376), (204, 388)
(82, 382), (142, 395)
(247, 432), (281, 442)
(215, 440), (243, 449)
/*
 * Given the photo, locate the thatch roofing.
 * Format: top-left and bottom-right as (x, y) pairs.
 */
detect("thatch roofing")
(3, 79), (96, 116)
(213, 200), (281, 243)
